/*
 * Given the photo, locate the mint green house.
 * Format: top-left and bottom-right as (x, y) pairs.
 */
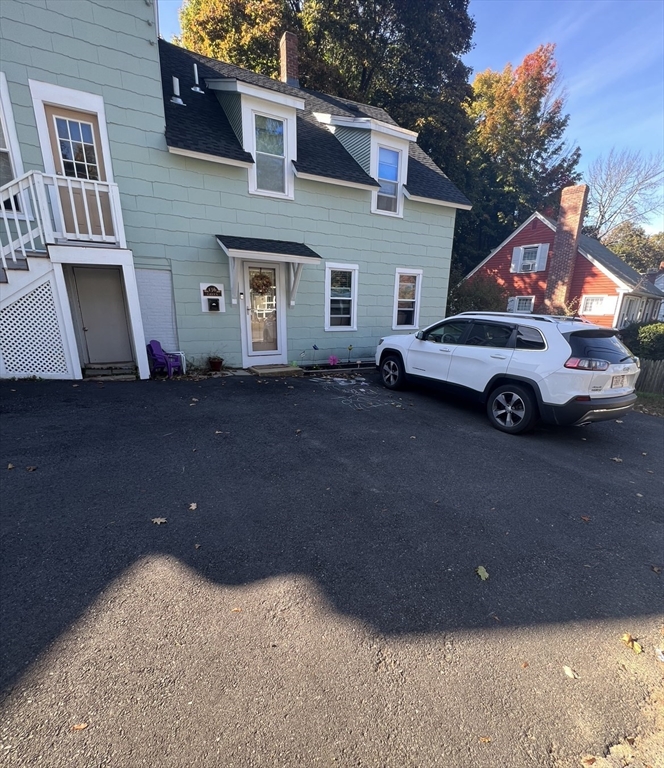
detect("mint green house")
(0, 0), (470, 378)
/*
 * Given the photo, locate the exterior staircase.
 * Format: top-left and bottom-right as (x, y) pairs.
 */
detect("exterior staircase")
(83, 363), (138, 381)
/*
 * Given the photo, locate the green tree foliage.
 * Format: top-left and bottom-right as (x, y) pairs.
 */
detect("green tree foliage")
(446, 268), (509, 316)
(454, 44), (581, 274)
(619, 322), (664, 360)
(602, 222), (664, 274)
(177, 0), (475, 185)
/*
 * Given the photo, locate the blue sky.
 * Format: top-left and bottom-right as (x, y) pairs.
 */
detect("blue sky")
(157, 0), (664, 228)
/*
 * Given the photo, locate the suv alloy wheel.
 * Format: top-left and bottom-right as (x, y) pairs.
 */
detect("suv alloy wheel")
(486, 383), (538, 434)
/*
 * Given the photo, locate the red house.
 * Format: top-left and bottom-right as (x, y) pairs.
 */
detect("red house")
(465, 185), (664, 328)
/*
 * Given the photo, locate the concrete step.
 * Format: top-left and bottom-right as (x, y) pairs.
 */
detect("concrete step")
(248, 364), (304, 378)
(84, 363), (137, 380)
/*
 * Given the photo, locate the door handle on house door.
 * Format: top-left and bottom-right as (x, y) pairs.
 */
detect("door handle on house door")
(490, 354), (507, 359)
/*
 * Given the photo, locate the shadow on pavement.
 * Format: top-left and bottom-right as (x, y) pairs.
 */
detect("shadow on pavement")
(1, 375), (662, 692)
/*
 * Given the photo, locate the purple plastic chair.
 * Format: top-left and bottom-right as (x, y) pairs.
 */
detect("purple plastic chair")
(147, 340), (183, 378)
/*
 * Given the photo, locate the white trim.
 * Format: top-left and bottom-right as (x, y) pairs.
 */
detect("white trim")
(580, 294), (618, 316)
(206, 78), (305, 111)
(403, 190), (472, 210)
(0, 71), (25, 178)
(325, 261), (359, 332)
(313, 113), (417, 142)
(242, 97), (296, 199)
(464, 212), (549, 281)
(28, 80), (114, 182)
(219, 245), (321, 265)
(47, 245), (150, 379)
(239, 261), (288, 368)
(392, 268), (423, 330)
(167, 145), (253, 169)
(371, 137), (409, 218)
(293, 168), (377, 192)
(509, 295), (535, 313)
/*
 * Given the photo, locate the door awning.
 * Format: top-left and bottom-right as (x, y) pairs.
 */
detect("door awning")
(216, 235), (322, 306)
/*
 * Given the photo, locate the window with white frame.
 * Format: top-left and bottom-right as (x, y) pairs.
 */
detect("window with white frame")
(0, 72), (24, 208)
(393, 269), (422, 329)
(54, 116), (100, 180)
(325, 263), (358, 331)
(377, 147), (400, 212)
(510, 243), (549, 273)
(507, 296), (535, 313)
(254, 114), (285, 193)
(581, 295), (615, 315)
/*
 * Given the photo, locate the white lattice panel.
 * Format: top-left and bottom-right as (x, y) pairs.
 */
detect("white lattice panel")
(0, 280), (69, 374)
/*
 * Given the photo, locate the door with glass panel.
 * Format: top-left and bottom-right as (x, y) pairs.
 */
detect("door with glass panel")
(242, 263), (287, 366)
(44, 105), (114, 239)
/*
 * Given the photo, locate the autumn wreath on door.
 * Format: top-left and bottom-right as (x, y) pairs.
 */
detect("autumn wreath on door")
(250, 270), (273, 295)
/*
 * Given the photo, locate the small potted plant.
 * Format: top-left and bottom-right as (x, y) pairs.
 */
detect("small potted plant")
(208, 355), (224, 372)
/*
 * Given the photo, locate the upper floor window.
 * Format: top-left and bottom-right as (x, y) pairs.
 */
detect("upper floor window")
(510, 243), (549, 273)
(377, 147), (399, 212)
(255, 114), (285, 194)
(55, 117), (100, 180)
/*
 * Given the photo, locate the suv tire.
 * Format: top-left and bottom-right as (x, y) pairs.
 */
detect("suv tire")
(380, 354), (406, 390)
(487, 383), (538, 434)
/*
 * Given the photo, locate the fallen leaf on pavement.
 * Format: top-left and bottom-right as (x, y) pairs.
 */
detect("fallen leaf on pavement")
(636, 493), (643, 497)
(610, 457), (623, 463)
(622, 633), (642, 654)
(194, 544), (201, 550)
(26, 466), (37, 472)
(478, 736), (491, 743)
(581, 515), (591, 523)
(188, 503), (197, 511)
(151, 517), (167, 525)
(521, 662), (529, 669)
(652, 565), (663, 574)
(191, 398), (198, 402)
(642, 452), (647, 456)
(410, 435), (416, 439)
(231, 607), (242, 613)
(295, 429), (301, 434)
(476, 566), (489, 581)
(615, 419), (623, 423)
(581, 757), (597, 766)
(71, 723), (88, 731)
(625, 736), (635, 745)
(563, 666), (579, 679)
(655, 648), (664, 663)
(7, 464), (14, 470)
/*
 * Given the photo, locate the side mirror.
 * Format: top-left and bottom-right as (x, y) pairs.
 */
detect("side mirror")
(415, 331), (425, 340)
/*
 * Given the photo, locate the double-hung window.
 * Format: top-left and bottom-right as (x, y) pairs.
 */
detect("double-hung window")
(581, 295), (609, 315)
(510, 243), (549, 273)
(393, 269), (422, 329)
(376, 147), (400, 212)
(325, 263), (358, 331)
(507, 296), (535, 313)
(254, 114), (285, 194)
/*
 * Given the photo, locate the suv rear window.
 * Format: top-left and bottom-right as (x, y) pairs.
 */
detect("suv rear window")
(565, 330), (635, 363)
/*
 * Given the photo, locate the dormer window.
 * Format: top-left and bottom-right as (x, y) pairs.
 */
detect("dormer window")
(377, 147), (399, 213)
(510, 243), (549, 273)
(255, 115), (285, 194)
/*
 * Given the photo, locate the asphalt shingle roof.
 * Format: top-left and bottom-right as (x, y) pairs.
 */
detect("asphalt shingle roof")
(542, 216), (664, 298)
(158, 39), (470, 207)
(216, 235), (321, 259)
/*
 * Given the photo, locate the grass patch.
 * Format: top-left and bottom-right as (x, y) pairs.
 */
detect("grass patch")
(634, 391), (664, 418)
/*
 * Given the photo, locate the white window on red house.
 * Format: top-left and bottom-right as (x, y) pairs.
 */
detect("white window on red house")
(510, 243), (549, 273)
(507, 296), (535, 313)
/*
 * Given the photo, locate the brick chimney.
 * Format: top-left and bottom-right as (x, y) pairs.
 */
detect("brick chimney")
(543, 184), (589, 313)
(280, 31), (299, 88)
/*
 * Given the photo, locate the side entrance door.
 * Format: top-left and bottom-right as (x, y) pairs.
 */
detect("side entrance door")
(72, 266), (133, 364)
(240, 262), (288, 368)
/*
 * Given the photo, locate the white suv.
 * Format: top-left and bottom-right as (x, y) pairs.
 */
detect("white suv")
(375, 312), (640, 434)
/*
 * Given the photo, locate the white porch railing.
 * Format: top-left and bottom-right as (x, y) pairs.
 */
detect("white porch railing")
(1, 170), (126, 273)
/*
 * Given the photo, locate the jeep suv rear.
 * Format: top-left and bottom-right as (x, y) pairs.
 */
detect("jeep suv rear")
(375, 312), (639, 434)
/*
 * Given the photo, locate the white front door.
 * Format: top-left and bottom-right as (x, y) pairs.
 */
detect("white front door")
(240, 262), (288, 367)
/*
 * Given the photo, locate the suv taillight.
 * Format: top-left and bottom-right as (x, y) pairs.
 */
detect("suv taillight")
(564, 357), (610, 371)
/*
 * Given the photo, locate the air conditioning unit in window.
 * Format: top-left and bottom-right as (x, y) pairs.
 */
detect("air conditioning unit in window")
(521, 262), (536, 272)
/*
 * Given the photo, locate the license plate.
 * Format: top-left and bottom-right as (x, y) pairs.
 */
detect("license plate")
(612, 375), (626, 388)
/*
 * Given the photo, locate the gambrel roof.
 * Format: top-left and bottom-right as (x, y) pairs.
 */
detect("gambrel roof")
(158, 40), (470, 208)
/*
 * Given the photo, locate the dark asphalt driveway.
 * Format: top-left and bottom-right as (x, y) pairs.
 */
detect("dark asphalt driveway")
(1, 373), (663, 767)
